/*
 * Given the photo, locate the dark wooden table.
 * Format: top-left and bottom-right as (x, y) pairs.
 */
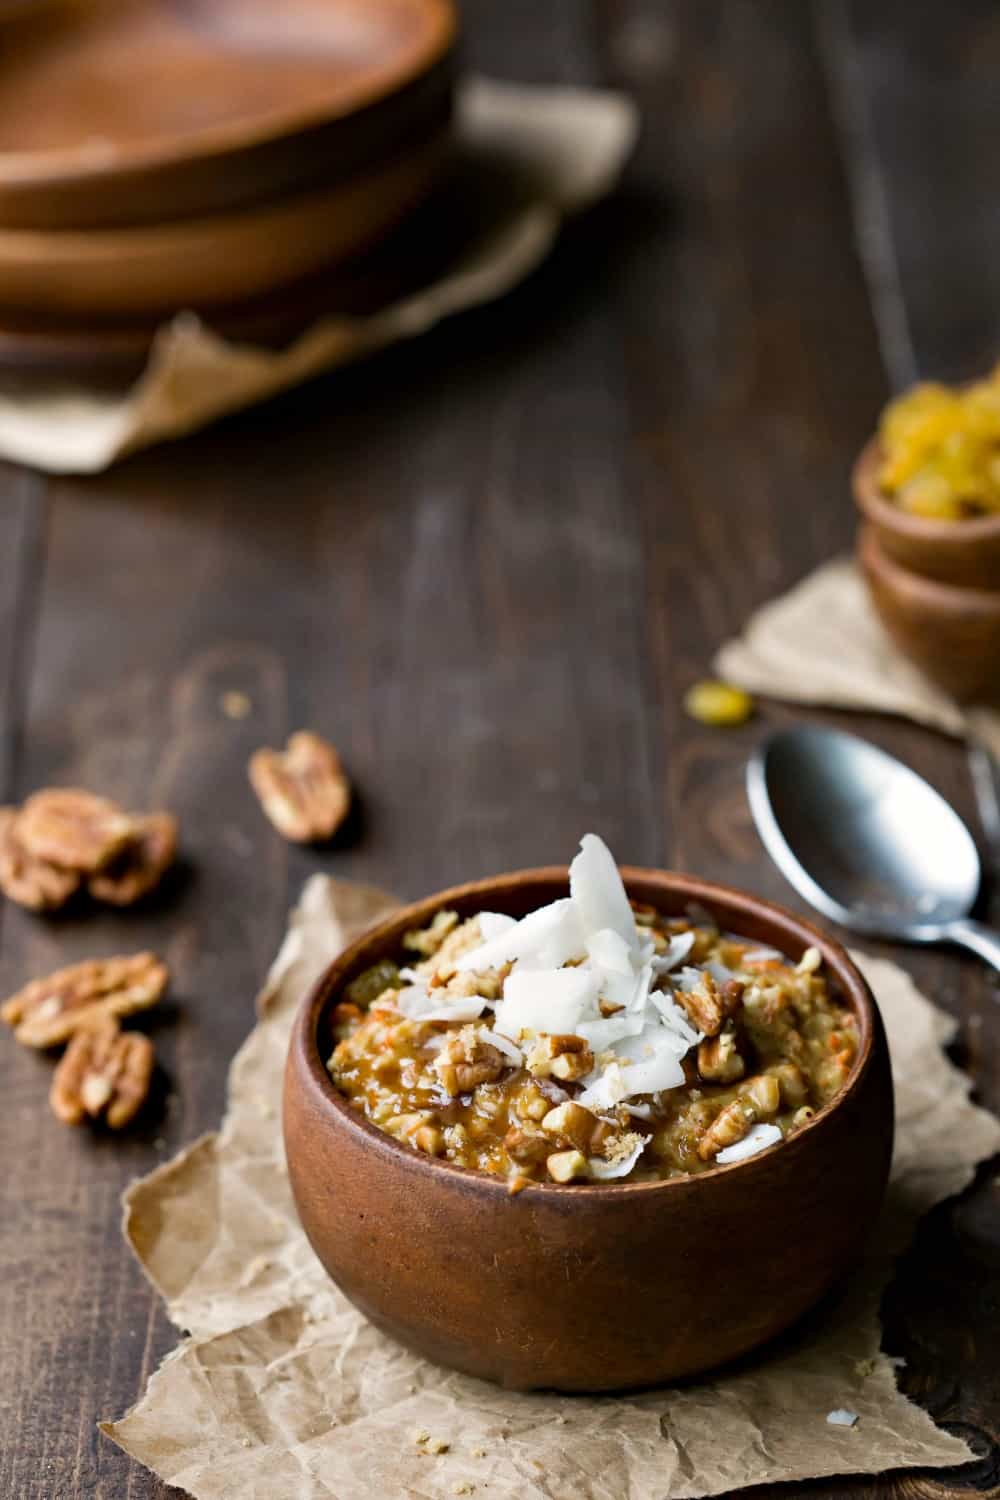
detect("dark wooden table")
(1, 3), (998, 1496)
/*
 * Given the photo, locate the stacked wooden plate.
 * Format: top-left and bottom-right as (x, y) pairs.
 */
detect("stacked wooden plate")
(0, 0), (456, 375)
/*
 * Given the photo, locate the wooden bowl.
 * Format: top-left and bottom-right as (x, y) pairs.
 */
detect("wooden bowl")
(0, 0), (456, 228)
(857, 523), (1000, 704)
(853, 437), (1000, 591)
(284, 867), (893, 1393)
(0, 131), (448, 316)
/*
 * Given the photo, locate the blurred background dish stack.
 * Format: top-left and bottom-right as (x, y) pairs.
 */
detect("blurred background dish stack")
(0, 0), (456, 375)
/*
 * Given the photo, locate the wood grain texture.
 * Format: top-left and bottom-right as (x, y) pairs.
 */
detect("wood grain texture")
(0, 1), (997, 1496)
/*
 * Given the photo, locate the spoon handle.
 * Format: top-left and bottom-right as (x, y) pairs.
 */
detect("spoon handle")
(946, 919), (1000, 975)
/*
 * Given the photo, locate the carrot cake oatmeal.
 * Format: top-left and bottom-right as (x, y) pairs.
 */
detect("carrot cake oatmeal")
(328, 836), (859, 1186)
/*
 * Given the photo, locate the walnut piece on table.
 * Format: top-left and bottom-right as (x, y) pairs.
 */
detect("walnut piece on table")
(248, 731), (351, 843)
(88, 812), (178, 906)
(1, 951), (168, 1048)
(50, 1016), (155, 1129)
(16, 788), (137, 874)
(0, 806), (81, 911)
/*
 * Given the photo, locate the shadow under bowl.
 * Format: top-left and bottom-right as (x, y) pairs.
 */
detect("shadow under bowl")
(284, 866), (893, 1393)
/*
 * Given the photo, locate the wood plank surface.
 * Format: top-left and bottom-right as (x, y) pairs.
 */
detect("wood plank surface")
(0, 2), (997, 1496)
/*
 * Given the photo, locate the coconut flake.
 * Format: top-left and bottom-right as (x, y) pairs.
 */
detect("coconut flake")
(570, 833), (637, 949)
(715, 1122), (782, 1164)
(493, 966), (597, 1040)
(578, 1025), (686, 1107)
(481, 1027), (523, 1067)
(649, 991), (702, 1048)
(575, 1009), (646, 1051)
(454, 898), (584, 973)
(650, 930), (696, 974)
(585, 927), (634, 975)
(624, 1102), (653, 1120)
(478, 911), (517, 941)
(398, 966), (424, 983)
(825, 1410), (858, 1428)
(588, 1137), (646, 1180)
(739, 946), (783, 964)
(395, 982), (489, 1023)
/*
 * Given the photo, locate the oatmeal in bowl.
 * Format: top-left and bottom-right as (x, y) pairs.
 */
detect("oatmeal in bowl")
(285, 839), (892, 1391)
(329, 836), (859, 1189)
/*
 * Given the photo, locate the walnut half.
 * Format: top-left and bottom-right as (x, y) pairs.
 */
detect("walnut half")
(0, 807), (80, 911)
(50, 1018), (154, 1129)
(249, 731), (351, 843)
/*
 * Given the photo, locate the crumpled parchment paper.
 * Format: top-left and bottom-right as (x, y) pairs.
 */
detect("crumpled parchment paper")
(102, 874), (1000, 1500)
(715, 555), (1000, 758)
(0, 78), (636, 475)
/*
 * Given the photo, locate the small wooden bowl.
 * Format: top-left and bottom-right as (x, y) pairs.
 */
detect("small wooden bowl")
(853, 437), (1000, 591)
(857, 523), (1000, 704)
(284, 867), (893, 1393)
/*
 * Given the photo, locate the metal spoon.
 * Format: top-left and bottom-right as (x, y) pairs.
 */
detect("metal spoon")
(747, 725), (1000, 973)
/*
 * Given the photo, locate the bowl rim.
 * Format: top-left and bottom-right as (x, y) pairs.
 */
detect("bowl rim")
(288, 865), (882, 1199)
(0, 0), (457, 186)
(853, 435), (1000, 543)
(858, 521), (1000, 612)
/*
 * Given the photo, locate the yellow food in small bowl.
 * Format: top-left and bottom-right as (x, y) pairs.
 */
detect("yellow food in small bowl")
(879, 363), (1000, 519)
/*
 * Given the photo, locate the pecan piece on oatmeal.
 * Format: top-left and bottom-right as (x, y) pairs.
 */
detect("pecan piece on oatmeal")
(248, 731), (350, 843)
(676, 974), (744, 1038)
(697, 1028), (745, 1084)
(697, 1097), (757, 1160)
(16, 789), (137, 874)
(0, 806), (80, 911)
(525, 1033), (593, 1083)
(404, 910), (459, 958)
(546, 1148), (589, 1183)
(88, 812), (178, 906)
(432, 1026), (506, 1095)
(1, 951), (168, 1048)
(50, 1017), (154, 1128)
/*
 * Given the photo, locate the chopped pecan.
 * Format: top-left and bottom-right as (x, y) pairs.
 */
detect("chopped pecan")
(0, 807), (80, 911)
(404, 910), (459, 957)
(697, 1029), (745, 1083)
(540, 1100), (601, 1154)
(698, 1097), (756, 1160)
(88, 813), (178, 906)
(739, 1073), (781, 1116)
(432, 1026), (506, 1095)
(676, 974), (744, 1037)
(765, 1061), (808, 1108)
(50, 1017), (154, 1128)
(503, 1123), (551, 1163)
(248, 731), (350, 843)
(525, 1033), (593, 1083)
(1, 951), (168, 1048)
(546, 1148), (588, 1183)
(16, 789), (136, 873)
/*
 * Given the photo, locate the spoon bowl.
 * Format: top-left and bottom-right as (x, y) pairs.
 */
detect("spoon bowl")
(748, 726), (1000, 972)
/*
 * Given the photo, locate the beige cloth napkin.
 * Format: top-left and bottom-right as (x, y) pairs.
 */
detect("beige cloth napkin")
(0, 78), (636, 475)
(102, 875), (1000, 1500)
(716, 556), (1000, 758)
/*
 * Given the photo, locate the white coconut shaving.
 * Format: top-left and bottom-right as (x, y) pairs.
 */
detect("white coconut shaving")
(650, 930), (696, 974)
(715, 1122), (782, 1164)
(588, 1136), (647, 1180)
(394, 983), (489, 1024)
(454, 897), (584, 973)
(570, 832), (638, 950)
(825, 1410), (858, 1428)
(478, 911), (517, 941)
(480, 1027), (524, 1067)
(493, 967), (598, 1039)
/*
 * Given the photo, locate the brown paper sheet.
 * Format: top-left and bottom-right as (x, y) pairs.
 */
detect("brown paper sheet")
(103, 875), (1000, 1500)
(0, 79), (636, 475)
(715, 555), (1000, 758)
